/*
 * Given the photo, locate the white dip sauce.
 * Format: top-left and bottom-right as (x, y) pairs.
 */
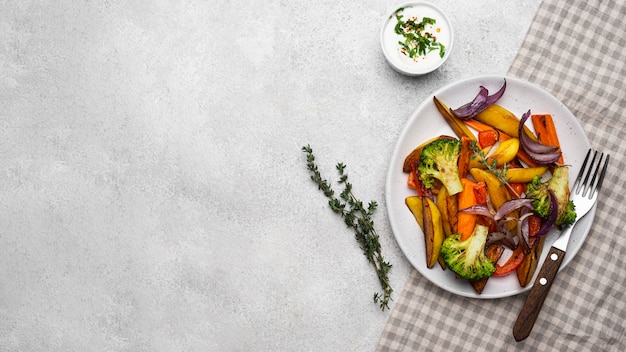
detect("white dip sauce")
(381, 3), (452, 75)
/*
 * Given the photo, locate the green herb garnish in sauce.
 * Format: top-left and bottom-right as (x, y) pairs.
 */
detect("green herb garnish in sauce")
(393, 8), (446, 59)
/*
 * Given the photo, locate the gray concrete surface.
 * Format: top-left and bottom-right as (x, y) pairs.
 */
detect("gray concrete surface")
(0, 1), (541, 350)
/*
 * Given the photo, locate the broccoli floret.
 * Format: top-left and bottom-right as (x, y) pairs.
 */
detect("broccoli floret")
(559, 200), (576, 225)
(418, 138), (463, 195)
(526, 176), (550, 217)
(440, 224), (495, 280)
(526, 166), (576, 226)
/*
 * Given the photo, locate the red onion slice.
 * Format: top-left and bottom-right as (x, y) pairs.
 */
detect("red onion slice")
(485, 232), (506, 247)
(450, 86), (488, 120)
(518, 110), (562, 164)
(450, 80), (507, 120)
(517, 212), (534, 254)
(494, 198), (534, 220)
(459, 204), (494, 218)
(526, 150), (562, 164)
(484, 79), (507, 105)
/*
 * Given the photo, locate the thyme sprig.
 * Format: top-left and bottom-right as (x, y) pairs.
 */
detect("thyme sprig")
(302, 145), (393, 311)
(468, 140), (521, 198)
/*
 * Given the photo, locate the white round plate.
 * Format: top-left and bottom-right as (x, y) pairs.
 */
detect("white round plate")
(385, 75), (594, 298)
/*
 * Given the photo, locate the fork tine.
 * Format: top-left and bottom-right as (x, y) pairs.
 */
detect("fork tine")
(573, 149), (592, 193)
(587, 151), (603, 196)
(576, 149), (610, 199)
(592, 153), (610, 198)
(581, 150), (599, 197)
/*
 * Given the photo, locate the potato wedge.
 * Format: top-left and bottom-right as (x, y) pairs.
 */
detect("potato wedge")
(505, 166), (549, 183)
(517, 236), (545, 287)
(474, 105), (537, 141)
(468, 168), (510, 210)
(406, 196), (445, 269)
(433, 96), (476, 141)
(468, 138), (520, 169)
(435, 186), (459, 236)
(405, 196), (424, 230)
(447, 191), (458, 234)
(470, 168), (518, 230)
(422, 197), (445, 269)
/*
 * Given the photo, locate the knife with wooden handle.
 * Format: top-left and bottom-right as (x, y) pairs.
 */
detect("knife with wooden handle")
(512, 246), (565, 341)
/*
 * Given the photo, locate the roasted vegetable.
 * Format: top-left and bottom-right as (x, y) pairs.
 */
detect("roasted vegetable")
(450, 80), (506, 120)
(457, 136), (472, 179)
(418, 138), (463, 195)
(531, 114), (564, 164)
(493, 246), (524, 276)
(505, 166), (549, 183)
(405, 196), (424, 230)
(457, 178), (478, 241)
(468, 138), (520, 169)
(441, 224), (496, 280)
(469, 243), (504, 293)
(406, 196), (445, 269)
(436, 186), (457, 236)
(516, 236), (544, 287)
(433, 97), (476, 141)
(525, 166), (576, 226)
(517, 215), (545, 287)
(518, 110), (562, 164)
(422, 197), (445, 269)
(403, 135), (456, 173)
(474, 104), (537, 141)
(469, 168), (511, 210)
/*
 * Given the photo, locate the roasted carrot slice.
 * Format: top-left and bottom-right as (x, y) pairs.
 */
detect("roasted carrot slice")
(407, 166), (419, 190)
(464, 119), (495, 132)
(457, 136), (472, 179)
(477, 129), (512, 148)
(516, 149), (539, 168)
(531, 114), (564, 164)
(457, 178), (477, 241)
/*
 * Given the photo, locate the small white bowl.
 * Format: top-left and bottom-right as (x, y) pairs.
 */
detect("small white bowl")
(380, 1), (454, 76)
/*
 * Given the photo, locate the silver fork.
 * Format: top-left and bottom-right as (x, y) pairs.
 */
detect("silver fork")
(513, 149), (610, 342)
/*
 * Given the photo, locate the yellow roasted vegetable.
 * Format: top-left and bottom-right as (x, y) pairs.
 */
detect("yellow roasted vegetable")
(468, 138), (520, 169)
(436, 186), (458, 236)
(474, 105), (537, 141)
(505, 166), (549, 183)
(422, 197), (445, 269)
(405, 196), (444, 269)
(468, 168), (510, 209)
(405, 196), (424, 230)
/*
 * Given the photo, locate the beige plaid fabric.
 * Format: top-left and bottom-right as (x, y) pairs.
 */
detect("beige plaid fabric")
(377, 0), (625, 350)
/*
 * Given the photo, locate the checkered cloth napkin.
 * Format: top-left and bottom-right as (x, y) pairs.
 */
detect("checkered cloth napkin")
(377, 0), (625, 350)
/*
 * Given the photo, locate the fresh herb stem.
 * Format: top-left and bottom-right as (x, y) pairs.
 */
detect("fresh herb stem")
(468, 140), (521, 198)
(302, 145), (393, 311)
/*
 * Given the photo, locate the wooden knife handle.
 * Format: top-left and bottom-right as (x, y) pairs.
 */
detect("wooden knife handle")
(513, 246), (565, 342)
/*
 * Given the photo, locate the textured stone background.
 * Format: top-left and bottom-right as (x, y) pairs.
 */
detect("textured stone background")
(0, 1), (541, 350)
